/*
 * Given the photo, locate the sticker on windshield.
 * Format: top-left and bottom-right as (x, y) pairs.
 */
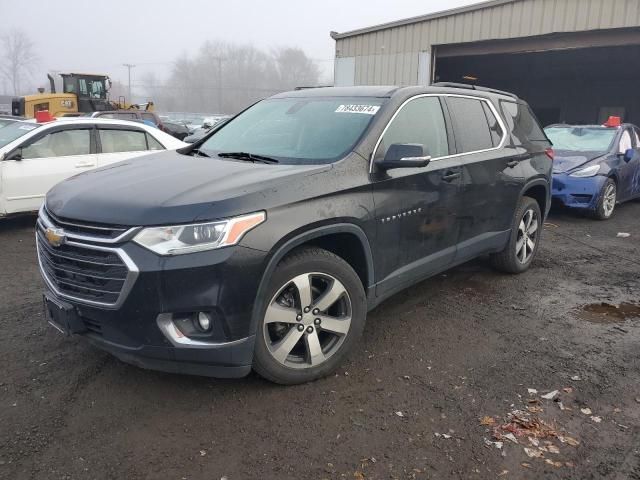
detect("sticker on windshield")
(335, 104), (380, 115)
(18, 124), (37, 131)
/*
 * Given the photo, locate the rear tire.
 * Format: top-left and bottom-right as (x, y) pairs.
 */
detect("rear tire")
(253, 247), (366, 385)
(491, 196), (542, 274)
(593, 178), (617, 221)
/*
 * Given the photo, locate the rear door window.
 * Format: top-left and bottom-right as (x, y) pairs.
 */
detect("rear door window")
(446, 97), (495, 153)
(481, 101), (504, 147)
(99, 129), (148, 153)
(374, 96), (449, 161)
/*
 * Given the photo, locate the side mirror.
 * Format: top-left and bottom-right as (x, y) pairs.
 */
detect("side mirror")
(377, 143), (431, 170)
(623, 148), (635, 163)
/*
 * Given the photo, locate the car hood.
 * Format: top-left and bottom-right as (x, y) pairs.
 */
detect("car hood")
(552, 150), (605, 174)
(46, 150), (331, 226)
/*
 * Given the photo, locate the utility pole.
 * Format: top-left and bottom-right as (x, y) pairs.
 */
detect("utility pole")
(123, 63), (136, 103)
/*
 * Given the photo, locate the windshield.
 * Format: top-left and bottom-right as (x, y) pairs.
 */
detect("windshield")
(0, 122), (39, 149)
(545, 127), (617, 152)
(198, 97), (385, 164)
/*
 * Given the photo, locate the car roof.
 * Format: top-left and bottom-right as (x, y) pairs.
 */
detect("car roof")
(35, 118), (157, 129)
(271, 84), (519, 101)
(94, 110), (153, 114)
(272, 86), (401, 98)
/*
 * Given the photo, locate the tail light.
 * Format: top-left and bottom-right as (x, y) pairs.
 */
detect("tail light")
(545, 147), (555, 161)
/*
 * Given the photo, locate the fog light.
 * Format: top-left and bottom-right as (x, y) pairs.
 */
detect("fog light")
(196, 312), (213, 331)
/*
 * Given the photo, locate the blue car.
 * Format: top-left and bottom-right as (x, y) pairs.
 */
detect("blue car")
(545, 118), (640, 219)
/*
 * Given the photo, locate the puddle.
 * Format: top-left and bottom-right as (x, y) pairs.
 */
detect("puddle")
(578, 302), (640, 324)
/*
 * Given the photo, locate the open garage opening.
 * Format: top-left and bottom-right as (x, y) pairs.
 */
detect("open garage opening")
(435, 40), (640, 128)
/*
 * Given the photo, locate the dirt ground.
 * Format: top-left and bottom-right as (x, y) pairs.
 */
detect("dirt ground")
(1, 202), (639, 480)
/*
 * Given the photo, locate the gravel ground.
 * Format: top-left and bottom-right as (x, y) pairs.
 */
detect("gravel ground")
(1, 202), (639, 480)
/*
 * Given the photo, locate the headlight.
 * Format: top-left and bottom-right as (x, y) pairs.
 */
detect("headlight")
(569, 165), (600, 178)
(133, 211), (265, 255)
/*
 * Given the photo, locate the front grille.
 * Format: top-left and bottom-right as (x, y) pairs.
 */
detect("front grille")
(37, 231), (129, 305)
(43, 207), (129, 240)
(36, 211), (137, 307)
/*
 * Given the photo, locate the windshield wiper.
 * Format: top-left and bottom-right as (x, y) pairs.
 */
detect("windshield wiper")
(217, 152), (279, 164)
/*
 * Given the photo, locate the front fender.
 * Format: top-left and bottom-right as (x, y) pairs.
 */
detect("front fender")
(247, 223), (374, 336)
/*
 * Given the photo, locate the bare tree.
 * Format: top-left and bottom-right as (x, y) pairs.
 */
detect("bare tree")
(0, 29), (38, 95)
(273, 47), (321, 91)
(144, 41), (320, 114)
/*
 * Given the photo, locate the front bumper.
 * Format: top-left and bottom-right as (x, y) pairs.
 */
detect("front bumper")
(85, 330), (255, 378)
(551, 173), (606, 211)
(40, 235), (267, 378)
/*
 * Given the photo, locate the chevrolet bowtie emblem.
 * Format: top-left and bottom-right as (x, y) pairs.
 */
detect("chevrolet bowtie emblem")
(45, 227), (66, 247)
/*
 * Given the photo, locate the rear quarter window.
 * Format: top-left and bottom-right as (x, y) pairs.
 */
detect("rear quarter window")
(500, 100), (548, 144)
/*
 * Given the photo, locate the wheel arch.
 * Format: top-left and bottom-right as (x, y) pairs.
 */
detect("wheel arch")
(249, 224), (375, 335)
(520, 179), (549, 218)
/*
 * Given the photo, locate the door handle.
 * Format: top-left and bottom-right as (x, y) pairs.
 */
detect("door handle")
(74, 161), (95, 168)
(507, 160), (519, 168)
(442, 171), (461, 182)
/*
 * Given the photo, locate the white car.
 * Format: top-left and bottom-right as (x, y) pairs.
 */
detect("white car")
(0, 118), (186, 217)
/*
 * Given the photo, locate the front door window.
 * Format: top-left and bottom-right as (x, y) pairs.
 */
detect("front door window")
(374, 96), (449, 161)
(22, 129), (91, 159)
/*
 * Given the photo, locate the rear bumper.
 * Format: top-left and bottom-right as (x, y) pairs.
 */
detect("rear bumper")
(551, 173), (606, 210)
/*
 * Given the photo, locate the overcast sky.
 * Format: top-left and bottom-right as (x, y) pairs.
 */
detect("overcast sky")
(2, 0), (484, 86)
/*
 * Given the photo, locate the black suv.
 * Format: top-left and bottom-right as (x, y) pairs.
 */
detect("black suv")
(38, 85), (552, 384)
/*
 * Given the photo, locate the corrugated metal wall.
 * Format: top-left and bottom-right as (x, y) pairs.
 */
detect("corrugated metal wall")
(334, 0), (640, 85)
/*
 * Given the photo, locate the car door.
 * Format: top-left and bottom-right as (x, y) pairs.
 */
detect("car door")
(371, 95), (461, 298)
(1, 125), (96, 214)
(446, 96), (523, 264)
(96, 126), (157, 166)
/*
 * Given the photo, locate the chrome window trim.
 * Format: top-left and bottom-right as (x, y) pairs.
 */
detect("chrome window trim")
(36, 234), (139, 309)
(39, 206), (141, 244)
(369, 93), (509, 173)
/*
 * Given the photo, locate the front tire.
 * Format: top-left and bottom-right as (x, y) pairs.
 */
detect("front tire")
(593, 178), (617, 220)
(491, 196), (542, 274)
(253, 247), (366, 385)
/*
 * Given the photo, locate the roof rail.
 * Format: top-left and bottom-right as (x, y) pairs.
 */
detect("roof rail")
(432, 82), (519, 100)
(294, 85), (333, 90)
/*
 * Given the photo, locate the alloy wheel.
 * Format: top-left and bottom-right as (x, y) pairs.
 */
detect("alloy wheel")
(602, 183), (616, 218)
(515, 208), (539, 264)
(263, 272), (352, 369)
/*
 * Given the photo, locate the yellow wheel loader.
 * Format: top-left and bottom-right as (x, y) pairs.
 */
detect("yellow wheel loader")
(11, 73), (153, 118)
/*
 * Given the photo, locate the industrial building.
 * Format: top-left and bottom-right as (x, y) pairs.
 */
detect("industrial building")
(331, 0), (640, 126)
